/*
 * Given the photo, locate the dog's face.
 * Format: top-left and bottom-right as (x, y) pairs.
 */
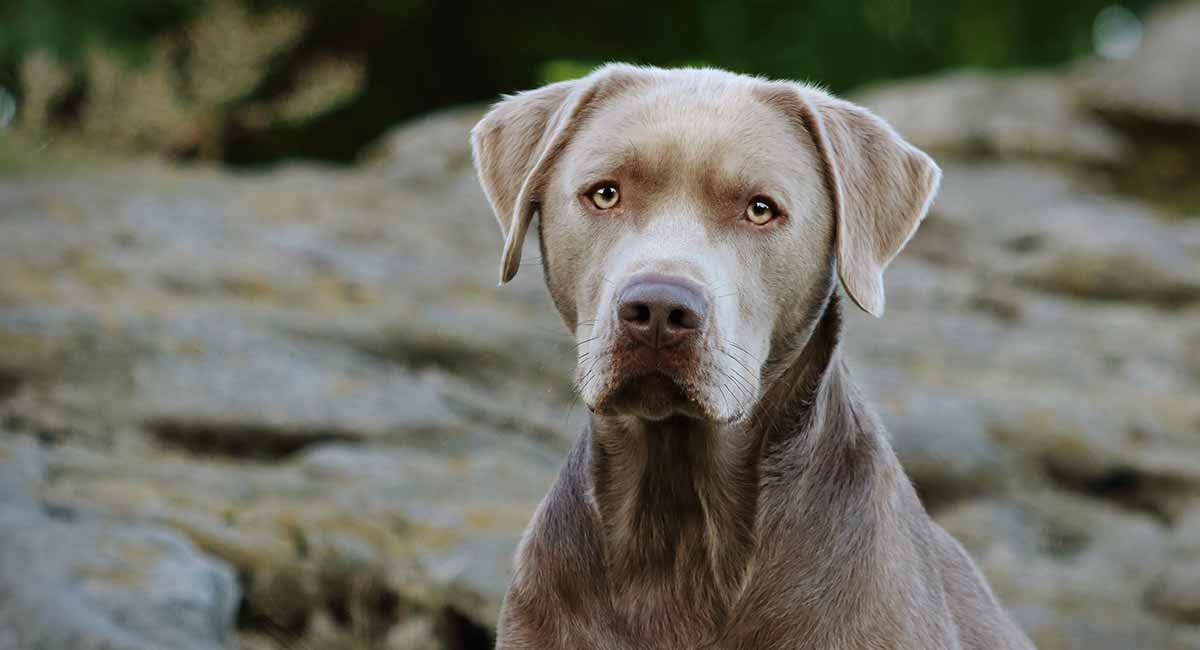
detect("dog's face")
(472, 66), (939, 423)
(535, 79), (833, 422)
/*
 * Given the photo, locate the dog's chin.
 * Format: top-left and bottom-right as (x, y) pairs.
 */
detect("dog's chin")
(592, 371), (711, 421)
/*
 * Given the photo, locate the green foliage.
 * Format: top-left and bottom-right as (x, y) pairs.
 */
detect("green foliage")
(0, 0), (1166, 163)
(540, 59), (600, 85)
(500, 0), (1160, 92)
(2, 0), (1162, 90)
(0, 0), (204, 66)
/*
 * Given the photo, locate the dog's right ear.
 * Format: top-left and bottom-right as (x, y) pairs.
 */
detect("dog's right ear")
(758, 82), (940, 317)
(802, 90), (941, 318)
(471, 67), (640, 284)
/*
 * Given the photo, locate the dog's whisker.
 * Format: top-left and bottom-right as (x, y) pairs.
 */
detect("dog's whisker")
(720, 363), (760, 404)
(576, 356), (604, 392)
(718, 382), (740, 416)
(722, 382), (751, 417)
(715, 369), (753, 405)
(716, 384), (731, 417)
(725, 339), (763, 364)
(722, 367), (756, 403)
(562, 389), (582, 431)
(721, 348), (759, 381)
(576, 338), (612, 364)
(718, 362), (756, 397)
(725, 339), (756, 356)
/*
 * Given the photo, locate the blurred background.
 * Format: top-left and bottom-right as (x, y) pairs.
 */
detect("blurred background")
(0, 0), (1179, 164)
(1, 1), (1199, 649)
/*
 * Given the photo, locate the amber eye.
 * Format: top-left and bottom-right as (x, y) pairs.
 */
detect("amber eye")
(591, 184), (620, 210)
(746, 198), (777, 225)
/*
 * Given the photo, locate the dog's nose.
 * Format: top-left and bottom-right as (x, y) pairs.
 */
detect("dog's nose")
(617, 277), (708, 349)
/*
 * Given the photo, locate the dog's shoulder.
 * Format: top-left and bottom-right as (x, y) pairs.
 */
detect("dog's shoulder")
(924, 523), (1037, 650)
(498, 433), (616, 647)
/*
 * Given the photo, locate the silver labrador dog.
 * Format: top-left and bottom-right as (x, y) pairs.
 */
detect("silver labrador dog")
(470, 64), (1035, 650)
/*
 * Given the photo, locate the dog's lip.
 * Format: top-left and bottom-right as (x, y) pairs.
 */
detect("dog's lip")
(583, 334), (713, 418)
(597, 367), (684, 400)
(608, 365), (693, 396)
(611, 340), (697, 368)
(620, 367), (680, 386)
(593, 339), (699, 384)
(592, 368), (708, 420)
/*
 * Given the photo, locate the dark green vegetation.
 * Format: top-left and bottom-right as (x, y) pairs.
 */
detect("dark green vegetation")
(0, 0), (1161, 163)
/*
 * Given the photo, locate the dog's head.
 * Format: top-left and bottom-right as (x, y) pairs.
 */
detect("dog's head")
(471, 65), (939, 423)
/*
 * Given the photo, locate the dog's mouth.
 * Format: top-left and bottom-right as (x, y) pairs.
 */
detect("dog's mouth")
(593, 369), (706, 421)
(579, 311), (736, 422)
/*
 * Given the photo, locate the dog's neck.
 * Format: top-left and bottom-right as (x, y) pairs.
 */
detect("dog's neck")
(586, 290), (865, 619)
(589, 411), (761, 616)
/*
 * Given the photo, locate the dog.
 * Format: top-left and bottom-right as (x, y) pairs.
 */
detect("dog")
(470, 64), (1035, 650)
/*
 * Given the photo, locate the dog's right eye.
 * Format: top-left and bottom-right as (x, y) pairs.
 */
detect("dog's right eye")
(745, 197), (778, 225)
(590, 184), (620, 210)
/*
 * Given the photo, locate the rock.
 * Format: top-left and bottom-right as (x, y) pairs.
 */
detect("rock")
(0, 159), (575, 454)
(910, 160), (1200, 308)
(848, 159), (1200, 526)
(859, 368), (1013, 508)
(1148, 561), (1200, 624)
(1017, 247), (1200, 307)
(1147, 504), (1200, 624)
(935, 493), (1191, 650)
(855, 71), (1128, 165)
(0, 436), (240, 650)
(385, 616), (442, 649)
(31, 439), (554, 648)
(1077, 1), (1200, 126)
(362, 105), (486, 185)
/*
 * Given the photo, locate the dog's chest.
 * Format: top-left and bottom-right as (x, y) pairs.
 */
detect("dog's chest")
(511, 552), (933, 650)
(599, 580), (733, 648)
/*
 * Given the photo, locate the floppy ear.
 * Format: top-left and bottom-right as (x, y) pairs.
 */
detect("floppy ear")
(785, 86), (941, 317)
(471, 68), (634, 284)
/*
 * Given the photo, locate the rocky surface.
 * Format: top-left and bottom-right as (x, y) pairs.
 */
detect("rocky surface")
(1, 4), (1199, 648)
(0, 437), (240, 650)
(1076, 1), (1200, 127)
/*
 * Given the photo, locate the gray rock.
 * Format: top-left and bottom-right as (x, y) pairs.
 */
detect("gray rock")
(855, 71), (1128, 165)
(1077, 1), (1200, 126)
(915, 160), (1200, 308)
(362, 105), (486, 184)
(0, 437), (240, 650)
(857, 367), (1012, 506)
(1147, 504), (1200, 624)
(1147, 561), (1200, 624)
(936, 493), (1185, 650)
(33, 439), (554, 647)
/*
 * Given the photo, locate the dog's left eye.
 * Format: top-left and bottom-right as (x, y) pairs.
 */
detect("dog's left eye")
(746, 198), (777, 225)
(591, 184), (620, 210)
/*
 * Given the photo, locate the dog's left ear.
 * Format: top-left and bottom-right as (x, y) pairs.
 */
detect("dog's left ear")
(771, 84), (941, 317)
(471, 66), (644, 284)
